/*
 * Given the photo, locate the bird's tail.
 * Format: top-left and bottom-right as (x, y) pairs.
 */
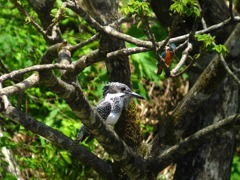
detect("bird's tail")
(157, 65), (163, 75)
(75, 125), (92, 143)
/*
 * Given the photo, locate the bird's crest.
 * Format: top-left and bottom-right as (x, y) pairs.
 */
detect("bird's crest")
(103, 82), (131, 97)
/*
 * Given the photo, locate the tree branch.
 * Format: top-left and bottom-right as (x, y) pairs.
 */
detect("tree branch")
(12, 0), (46, 38)
(148, 114), (240, 175)
(0, 103), (114, 178)
(39, 44), (77, 99)
(171, 42), (193, 75)
(219, 54), (240, 86)
(0, 73), (39, 96)
(0, 64), (74, 83)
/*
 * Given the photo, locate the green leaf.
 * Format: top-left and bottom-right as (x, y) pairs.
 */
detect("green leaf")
(60, 151), (72, 164)
(170, 0), (200, 17)
(122, 1), (151, 17)
(212, 44), (229, 54)
(195, 34), (216, 47)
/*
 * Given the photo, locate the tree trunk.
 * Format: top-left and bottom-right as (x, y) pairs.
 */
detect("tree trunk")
(173, 0), (238, 179)
(150, 0), (238, 179)
(174, 74), (238, 179)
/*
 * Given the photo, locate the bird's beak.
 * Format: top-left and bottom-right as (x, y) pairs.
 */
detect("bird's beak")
(130, 92), (145, 99)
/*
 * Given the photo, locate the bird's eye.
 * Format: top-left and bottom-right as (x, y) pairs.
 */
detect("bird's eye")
(121, 87), (126, 91)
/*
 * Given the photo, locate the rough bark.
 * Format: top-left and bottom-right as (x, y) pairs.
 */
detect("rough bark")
(173, 1), (239, 179)
(174, 74), (238, 180)
(150, 0), (239, 179)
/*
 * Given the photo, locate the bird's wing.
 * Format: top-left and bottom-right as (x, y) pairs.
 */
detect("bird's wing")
(95, 100), (112, 121)
(161, 51), (166, 59)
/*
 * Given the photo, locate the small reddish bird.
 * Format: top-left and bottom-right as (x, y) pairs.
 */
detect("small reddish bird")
(157, 43), (176, 75)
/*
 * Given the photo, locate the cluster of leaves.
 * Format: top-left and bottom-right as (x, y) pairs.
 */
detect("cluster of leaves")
(195, 34), (229, 55)
(170, 0), (200, 17)
(231, 154), (240, 180)
(122, 0), (151, 17)
(0, 2), (45, 70)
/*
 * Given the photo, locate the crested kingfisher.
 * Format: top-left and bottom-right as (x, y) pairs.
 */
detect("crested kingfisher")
(157, 43), (176, 75)
(76, 82), (144, 142)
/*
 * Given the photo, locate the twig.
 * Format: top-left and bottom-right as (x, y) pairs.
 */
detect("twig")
(170, 14), (200, 77)
(232, 64), (240, 73)
(141, 14), (168, 72)
(171, 42), (193, 76)
(219, 54), (240, 86)
(70, 33), (100, 52)
(46, 2), (67, 35)
(12, 0), (46, 37)
(0, 64), (74, 83)
(72, 46), (149, 75)
(0, 58), (10, 74)
(170, 57), (196, 78)
(66, 1), (103, 31)
(0, 74), (39, 96)
(171, 16), (240, 43)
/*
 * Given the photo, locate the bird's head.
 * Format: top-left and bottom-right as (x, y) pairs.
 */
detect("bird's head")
(103, 82), (144, 105)
(165, 43), (176, 51)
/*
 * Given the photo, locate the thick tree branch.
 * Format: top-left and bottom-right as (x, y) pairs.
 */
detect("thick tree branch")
(71, 46), (149, 75)
(37, 46), (147, 178)
(148, 114), (240, 175)
(0, 104), (114, 179)
(39, 44), (76, 99)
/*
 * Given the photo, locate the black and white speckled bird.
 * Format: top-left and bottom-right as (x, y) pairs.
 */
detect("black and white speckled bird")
(75, 82), (144, 142)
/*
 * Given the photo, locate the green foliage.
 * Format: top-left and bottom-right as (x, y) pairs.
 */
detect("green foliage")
(231, 154), (240, 180)
(140, 124), (154, 135)
(195, 34), (229, 55)
(122, 0), (151, 17)
(195, 34), (215, 47)
(170, 0), (200, 17)
(0, 1), (46, 71)
(212, 44), (229, 55)
(122, 0), (153, 28)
